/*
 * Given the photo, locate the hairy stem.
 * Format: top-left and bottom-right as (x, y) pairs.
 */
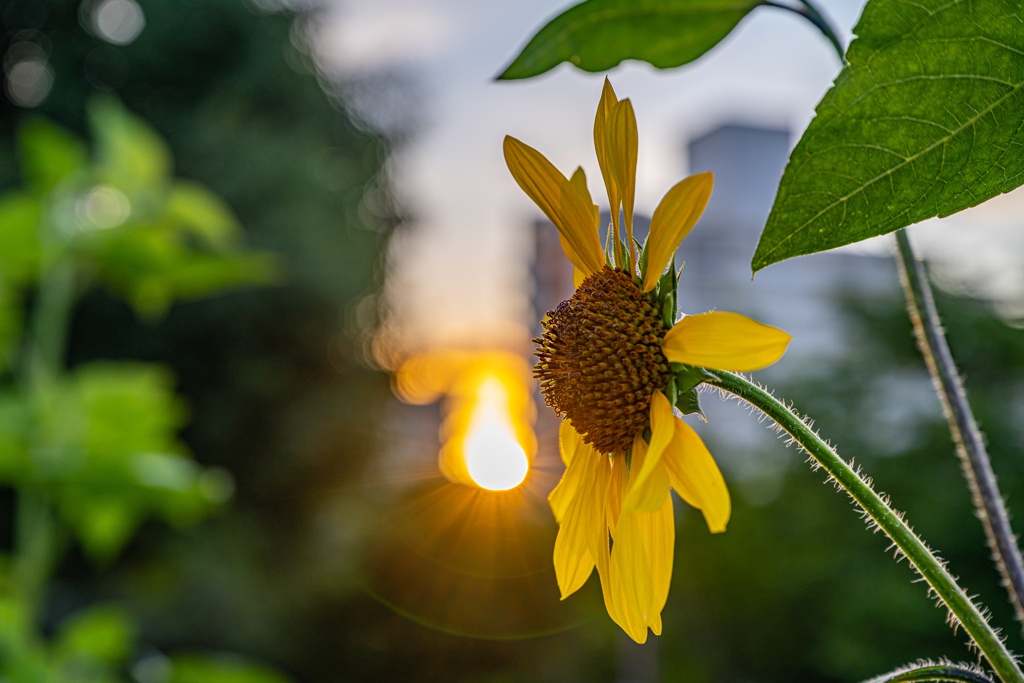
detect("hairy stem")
(704, 369), (1023, 683)
(894, 229), (1024, 631)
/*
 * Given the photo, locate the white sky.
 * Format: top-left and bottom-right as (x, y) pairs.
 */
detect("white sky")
(312, 0), (1024, 359)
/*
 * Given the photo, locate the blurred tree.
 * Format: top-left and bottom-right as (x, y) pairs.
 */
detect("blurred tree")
(0, 0), (400, 680)
(0, 82), (286, 681)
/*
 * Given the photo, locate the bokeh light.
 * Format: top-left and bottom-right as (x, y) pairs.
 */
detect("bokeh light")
(463, 377), (529, 490)
(394, 349), (536, 490)
(3, 41), (53, 108)
(86, 0), (146, 46)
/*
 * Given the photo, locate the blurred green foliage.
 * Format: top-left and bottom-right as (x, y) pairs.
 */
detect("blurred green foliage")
(0, 92), (286, 681)
(0, 0), (398, 680)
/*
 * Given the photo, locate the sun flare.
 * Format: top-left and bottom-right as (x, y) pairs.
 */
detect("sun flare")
(463, 378), (529, 490)
(393, 349), (536, 490)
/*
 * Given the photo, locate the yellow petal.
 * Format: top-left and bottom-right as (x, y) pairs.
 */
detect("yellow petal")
(623, 391), (673, 513)
(558, 418), (585, 467)
(642, 173), (713, 292)
(607, 99), (638, 266)
(504, 136), (604, 275)
(611, 510), (653, 641)
(549, 424), (592, 524)
(572, 266), (587, 289)
(552, 454), (599, 599)
(593, 78), (621, 238)
(592, 457), (637, 637)
(607, 453), (630, 537)
(642, 493), (676, 617)
(607, 489), (675, 641)
(569, 166), (600, 228)
(662, 311), (791, 372)
(649, 612), (663, 637)
(586, 455), (613, 566)
(663, 417), (731, 533)
(562, 168), (600, 281)
(593, 459), (646, 644)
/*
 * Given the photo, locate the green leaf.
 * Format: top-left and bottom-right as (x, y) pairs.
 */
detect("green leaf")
(753, 0), (1024, 271)
(0, 392), (30, 479)
(88, 96), (171, 192)
(86, 227), (279, 318)
(54, 605), (135, 666)
(167, 654), (294, 683)
(166, 181), (242, 248)
(28, 363), (229, 562)
(499, 0), (763, 80)
(17, 117), (88, 194)
(0, 192), (42, 286)
(0, 283), (24, 376)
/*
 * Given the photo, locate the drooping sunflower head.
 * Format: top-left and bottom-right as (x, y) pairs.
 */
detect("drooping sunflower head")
(534, 267), (670, 453)
(504, 79), (792, 645)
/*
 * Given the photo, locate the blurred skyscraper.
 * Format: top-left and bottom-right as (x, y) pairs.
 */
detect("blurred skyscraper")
(681, 125), (896, 371)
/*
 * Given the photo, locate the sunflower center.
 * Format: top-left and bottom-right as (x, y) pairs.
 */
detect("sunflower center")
(533, 267), (671, 453)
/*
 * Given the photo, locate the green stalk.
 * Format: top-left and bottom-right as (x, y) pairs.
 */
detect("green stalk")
(11, 493), (57, 620)
(894, 229), (1024, 631)
(12, 256), (76, 623)
(703, 369), (1024, 683)
(23, 257), (76, 392)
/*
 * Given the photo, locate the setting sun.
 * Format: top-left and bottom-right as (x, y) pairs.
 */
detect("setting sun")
(393, 349), (536, 490)
(463, 378), (529, 490)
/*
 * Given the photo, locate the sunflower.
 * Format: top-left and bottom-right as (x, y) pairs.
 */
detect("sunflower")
(503, 79), (791, 643)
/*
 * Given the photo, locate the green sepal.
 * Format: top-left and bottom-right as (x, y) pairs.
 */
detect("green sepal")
(656, 266), (677, 326)
(617, 238), (630, 271)
(638, 238), (649, 280)
(657, 268), (673, 296)
(661, 294), (675, 329)
(673, 363), (714, 394)
(674, 386), (704, 419)
(664, 374), (678, 407)
(669, 364), (711, 419)
(604, 222), (615, 267)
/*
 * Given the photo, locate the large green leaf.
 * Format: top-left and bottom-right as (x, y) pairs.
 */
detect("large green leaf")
(498, 0), (763, 80)
(753, 0), (1024, 272)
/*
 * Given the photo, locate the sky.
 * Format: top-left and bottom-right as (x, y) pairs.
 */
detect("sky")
(311, 0), (1024, 360)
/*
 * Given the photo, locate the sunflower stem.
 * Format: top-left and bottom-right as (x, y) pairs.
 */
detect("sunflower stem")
(861, 661), (995, 683)
(703, 369), (1023, 683)
(894, 229), (1024, 633)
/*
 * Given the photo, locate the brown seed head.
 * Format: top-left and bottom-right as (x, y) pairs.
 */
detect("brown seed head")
(533, 267), (670, 453)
